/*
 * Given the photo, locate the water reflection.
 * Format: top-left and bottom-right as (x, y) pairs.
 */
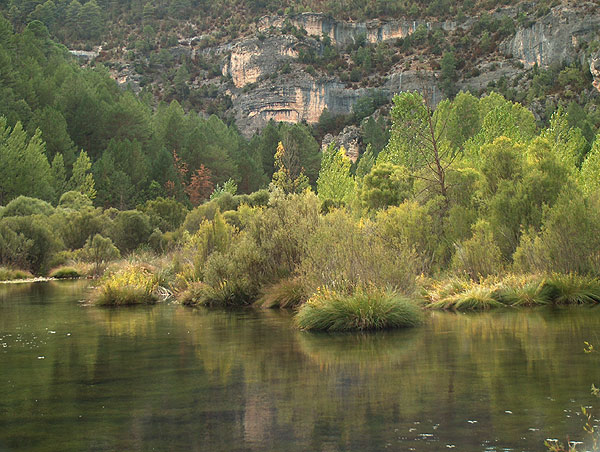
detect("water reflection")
(0, 282), (599, 452)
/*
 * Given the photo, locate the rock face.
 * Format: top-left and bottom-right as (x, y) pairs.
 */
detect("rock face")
(230, 68), (440, 137)
(259, 13), (457, 47)
(222, 36), (299, 88)
(501, 2), (600, 67)
(322, 125), (362, 162)
(590, 51), (600, 93)
(232, 73), (365, 136)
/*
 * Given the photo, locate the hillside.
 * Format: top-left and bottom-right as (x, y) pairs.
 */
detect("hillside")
(0, 0), (599, 209)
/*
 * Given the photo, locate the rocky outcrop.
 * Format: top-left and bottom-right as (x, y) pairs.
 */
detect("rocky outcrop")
(590, 51), (600, 93)
(501, 2), (600, 67)
(259, 13), (457, 47)
(322, 125), (362, 162)
(385, 70), (441, 106)
(231, 66), (440, 137)
(232, 73), (365, 136)
(222, 36), (300, 88)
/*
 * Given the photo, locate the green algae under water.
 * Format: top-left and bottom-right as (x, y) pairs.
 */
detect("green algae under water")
(1, 281), (599, 452)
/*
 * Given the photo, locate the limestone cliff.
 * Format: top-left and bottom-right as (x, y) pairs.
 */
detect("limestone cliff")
(222, 36), (300, 88)
(230, 69), (439, 137)
(590, 51), (600, 93)
(232, 74), (364, 136)
(501, 2), (600, 67)
(258, 13), (457, 47)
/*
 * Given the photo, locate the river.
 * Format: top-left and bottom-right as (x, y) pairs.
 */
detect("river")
(1, 281), (599, 451)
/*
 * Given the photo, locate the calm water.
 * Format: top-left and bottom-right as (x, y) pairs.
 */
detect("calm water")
(1, 281), (599, 452)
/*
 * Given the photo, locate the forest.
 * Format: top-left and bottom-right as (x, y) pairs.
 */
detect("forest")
(2, 10), (600, 333)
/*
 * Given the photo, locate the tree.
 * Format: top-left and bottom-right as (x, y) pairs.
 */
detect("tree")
(78, 0), (102, 40)
(83, 233), (120, 275)
(270, 141), (309, 194)
(541, 106), (587, 169)
(317, 144), (355, 204)
(69, 150), (96, 200)
(0, 119), (54, 204)
(359, 163), (412, 211)
(440, 51), (458, 98)
(185, 165), (214, 206)
(382, 91), (456, 207)
(580, 134), (600, 196)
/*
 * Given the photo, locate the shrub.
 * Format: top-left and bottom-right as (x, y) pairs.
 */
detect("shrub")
(82, 234), (120, 275)
(513, 189), (600, 274)
(141, 197), (188, 232)
(48, 266), (81, 279)
(92, 265), (158, 306)
(0, 215), (63, 273)
(451, 220), (504, 280)
(58, 191), (93, 210)
(1, 196), (54, 218)
(256, 277), (307, 309)
(0, 267), (33, 281)
(57, 208), (103, 250)
(183, 201), (219, 233)
(300, 209), (416, 294)
(178, 281), (212, 306)
(110, 210), (152, 253)
(295, 288), (423, 332)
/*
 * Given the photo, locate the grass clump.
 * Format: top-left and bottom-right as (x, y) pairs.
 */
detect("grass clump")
(48, 266), (81, 279)
(0, 267), (33, 281)
(295, 288), (423, 332)
(427, 283), (504, 311)
(255, 278), (307, 309)
(178, 279), (250, 307)
(424, 273), (600, 310)
(542, 273), (600, 305)
(92, 265), (158, 306)
(494, 274), (551, 306)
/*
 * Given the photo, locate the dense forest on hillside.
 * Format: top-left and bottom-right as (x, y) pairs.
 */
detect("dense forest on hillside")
(0, 16), (331, 208)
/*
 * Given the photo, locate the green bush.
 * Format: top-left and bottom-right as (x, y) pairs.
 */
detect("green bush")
(92, 265), (158, 306)
(110, 210), (152, 253)
(451, 220), (504, 280)
(300, 208), (416, 294)
(295, 288), (423, 332)
(141, 197), (188, 232)
(0, 215), (63, 273)
(183, 201), (220, 233)
(58, 191), (94, 210)
(49, 266), (81, 279)
(256, 277), (307, 309)
(0, 267), (33, 281)
(1, 196), (54, 218)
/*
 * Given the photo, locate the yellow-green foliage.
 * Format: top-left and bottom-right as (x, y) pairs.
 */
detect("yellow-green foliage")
(425, 273), (600, 310)
(300, 209), (416, 294)
(178, 281), (213, 306)
(256, 277), (307, 309)
(295, 288), (423, 331)
(48, 266), (81, 279)
(184, 209), (236, 279)
(93, 265), (158, 306)
(0, 267), (33, 281)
